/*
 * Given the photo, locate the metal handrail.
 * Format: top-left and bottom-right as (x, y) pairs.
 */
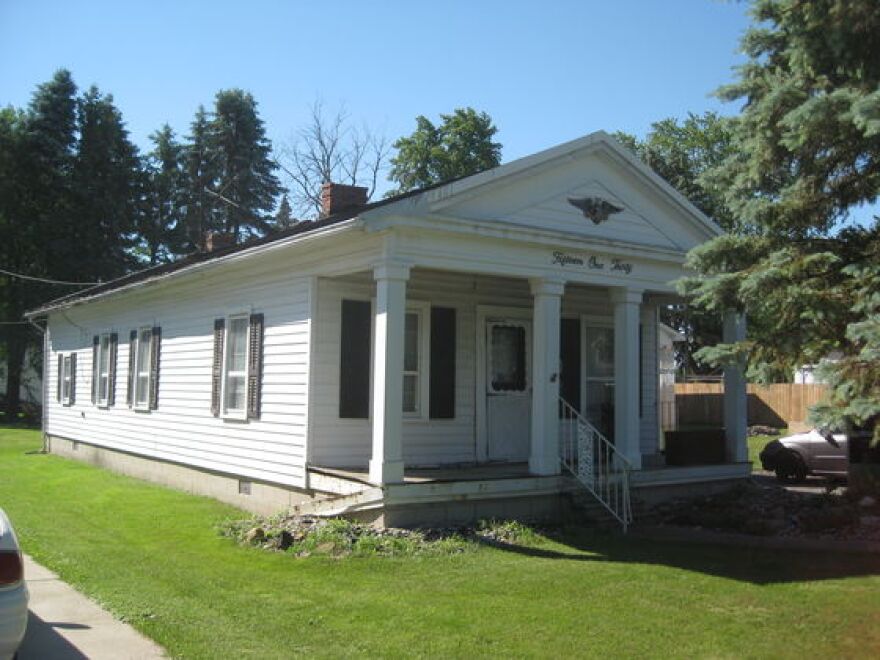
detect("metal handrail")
(558, 396), (633, 532)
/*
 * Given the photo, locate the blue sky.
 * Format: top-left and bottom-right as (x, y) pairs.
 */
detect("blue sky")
(1, 1), (751, 173)
(2, 0), (875, 224)
(8, 0), (871, 228)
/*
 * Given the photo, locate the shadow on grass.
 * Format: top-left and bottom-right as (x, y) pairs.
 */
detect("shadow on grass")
(478, 526), (880, 586)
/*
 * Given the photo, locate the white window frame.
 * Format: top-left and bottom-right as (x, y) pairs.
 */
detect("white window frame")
(221, 313), (251, 421)
(402, 302), (430, 420)
(133, 326), (153, 411)
(96, 333), (112, 408)
(61, 354), (73, 406)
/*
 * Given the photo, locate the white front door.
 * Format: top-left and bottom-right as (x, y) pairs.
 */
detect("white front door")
(485, 319), (531, 462)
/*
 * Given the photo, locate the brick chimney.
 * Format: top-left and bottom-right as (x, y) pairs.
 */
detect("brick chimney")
(202, 231), (237, 253)
(320, 182), (368, 218)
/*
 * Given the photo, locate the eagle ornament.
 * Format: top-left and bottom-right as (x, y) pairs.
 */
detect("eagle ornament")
(567, 196), (624, 225)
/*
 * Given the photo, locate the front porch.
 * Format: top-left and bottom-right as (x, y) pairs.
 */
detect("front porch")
(300, 459), (751, 528)
(307, 266), (749, 486)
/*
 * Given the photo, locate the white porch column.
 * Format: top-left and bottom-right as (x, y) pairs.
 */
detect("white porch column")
(723, 309), (748, 463)
(611, 287), (643, 470)
(369, 262), (410, 485)
(529, 277), (565, 476)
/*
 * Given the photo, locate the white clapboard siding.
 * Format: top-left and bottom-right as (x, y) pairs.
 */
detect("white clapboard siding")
(310, 268), (658, 469)
(46, 255), (312, 488)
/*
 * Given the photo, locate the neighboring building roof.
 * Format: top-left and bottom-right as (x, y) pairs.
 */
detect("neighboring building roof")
(27, 131), (721, 318)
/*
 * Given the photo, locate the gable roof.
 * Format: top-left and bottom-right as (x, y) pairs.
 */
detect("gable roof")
(26, 131), (721, 317)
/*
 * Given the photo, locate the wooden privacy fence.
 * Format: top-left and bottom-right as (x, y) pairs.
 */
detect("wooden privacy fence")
(675, 383), (829, 429)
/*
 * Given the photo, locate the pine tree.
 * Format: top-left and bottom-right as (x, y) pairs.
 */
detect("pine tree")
(1, 70), (80, 418)
(275, 194), (294, 229)
(141, 124), (186, 263)
(182, 106), (219, 251)
(208, 90), (283, 241)
(678, 0), (880, 477)
(71, 85), (142, 279)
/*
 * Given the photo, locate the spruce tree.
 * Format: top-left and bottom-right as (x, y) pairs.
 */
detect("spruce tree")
(275, 194), (294, 229)
(182, 106), (219, 251)
(208, 90), (282, 241)
(141, 124), (186, 263)
(71, 85), (142, 279)
(678, 0), (880, 470)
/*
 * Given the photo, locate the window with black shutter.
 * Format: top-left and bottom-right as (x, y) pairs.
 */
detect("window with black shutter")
(211, 318), (225, 417)
(107, 333), (118, 406)
(149, 326), (161, 410)
(215, 313), (265, 420)
(91, 336), (99, 404)
(246, 313), (264, 420)
(429, 307), (456, 419)
(339, 299), (371, 419)
(127, 330), (137, 406)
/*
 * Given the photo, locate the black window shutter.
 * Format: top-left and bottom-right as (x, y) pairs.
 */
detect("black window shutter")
(339, 300), (371, 419)
(247, 313), (264, 420)
(211, 319), (225, 417)
(69, 352), (77, 405)
(149, 326), (161, 410)
(91, 335), (99, 404)
(108, 333), (118, 406)
(429, 307), (456, 419)
(560, 318), (581, 412)
(56, 354), (62, 402)
(127, 330), (137, 406)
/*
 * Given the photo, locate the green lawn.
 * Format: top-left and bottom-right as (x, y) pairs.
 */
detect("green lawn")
(2, 426), (879, 659)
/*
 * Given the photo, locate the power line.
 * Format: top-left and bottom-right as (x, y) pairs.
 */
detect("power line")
(0, 267), (100, 286)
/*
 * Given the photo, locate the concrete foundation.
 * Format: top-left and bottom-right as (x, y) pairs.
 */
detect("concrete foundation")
(46, 435), (318, 516)
(45, 434), (751, 527)
(357, 493), (574, 528)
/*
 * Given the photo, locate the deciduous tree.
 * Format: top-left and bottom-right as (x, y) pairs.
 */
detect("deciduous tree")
(387, 108), (501, 195)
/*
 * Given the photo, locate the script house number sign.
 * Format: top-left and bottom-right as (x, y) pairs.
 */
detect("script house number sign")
(552, 251), (634, 275)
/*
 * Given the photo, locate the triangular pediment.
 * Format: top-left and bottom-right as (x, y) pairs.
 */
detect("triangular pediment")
(372, 132), (721, 253)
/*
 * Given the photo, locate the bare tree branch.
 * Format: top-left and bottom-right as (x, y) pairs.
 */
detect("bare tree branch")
(276, 100), (388, 219)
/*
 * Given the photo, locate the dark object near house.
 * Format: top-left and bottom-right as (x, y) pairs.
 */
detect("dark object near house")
(664, 428), (726, 466)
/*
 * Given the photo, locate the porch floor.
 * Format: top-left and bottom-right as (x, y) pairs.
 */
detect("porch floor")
(310, 462), (532, 486)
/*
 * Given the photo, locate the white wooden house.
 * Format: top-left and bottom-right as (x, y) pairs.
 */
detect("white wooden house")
(27, 132), (749, 528)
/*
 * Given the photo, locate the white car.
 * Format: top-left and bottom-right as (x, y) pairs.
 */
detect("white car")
(760, 429), (848, 482)
(0, 509), (28, 660)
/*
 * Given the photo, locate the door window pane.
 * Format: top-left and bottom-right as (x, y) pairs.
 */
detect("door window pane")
(585, 327), (614, 378)
(490, 325), (526, 392)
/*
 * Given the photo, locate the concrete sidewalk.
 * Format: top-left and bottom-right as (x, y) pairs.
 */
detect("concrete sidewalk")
(18, 555), (165, 659)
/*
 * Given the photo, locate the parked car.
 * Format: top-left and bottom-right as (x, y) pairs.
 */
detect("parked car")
(760, 428), (849, 483)
(0, 508), (28, 660)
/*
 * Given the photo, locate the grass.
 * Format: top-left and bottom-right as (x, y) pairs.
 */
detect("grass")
(3, 426), (880, 658)
(748, 428), (789, 469)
